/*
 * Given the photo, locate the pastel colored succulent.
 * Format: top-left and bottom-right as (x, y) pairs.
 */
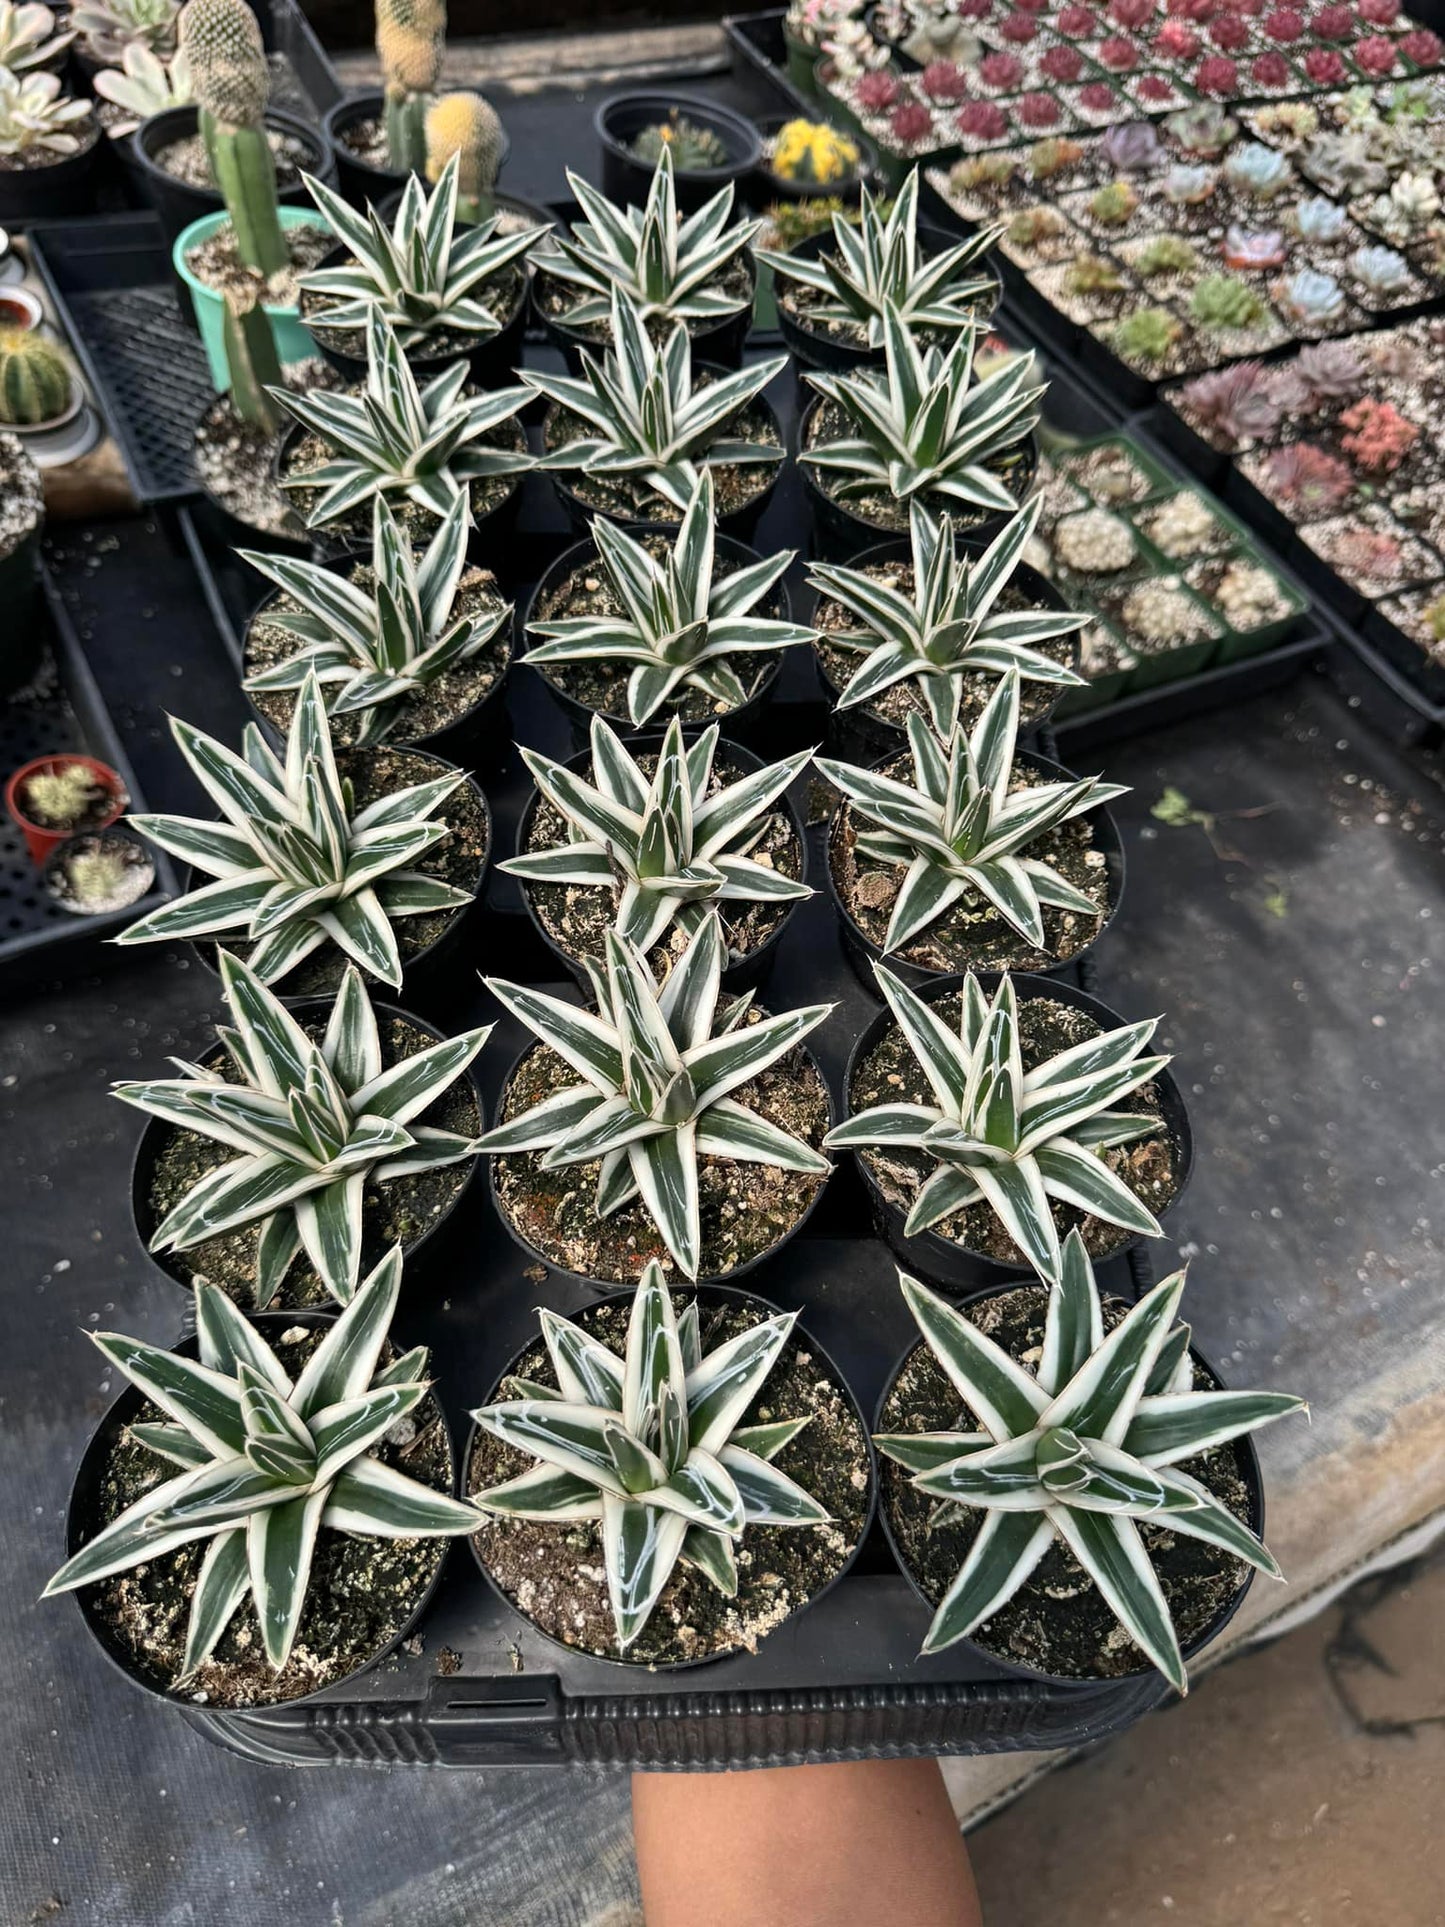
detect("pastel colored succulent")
(1100, 121), (1162, 173)
(1027, 137), (1085, 180)
(1162, 163), (1217, 205)
(1222, 142), (1292, 199)
(1221, 225), (1285, 270)
(1390, 171), (1441, 226)
(1176, 362), (1282, 445)
(1291, 339), (1366, 401)
(1349, 245), (1412, 296)
(1272, 268), (1345, 327)
(1136, 234), (1199, 277)
(1096, 36), (1139, 71)
(1338, 397), (1418, 475)
(1259, 442), (1354, 511)
(1166, 103), (1238, 155)
(1089, 180), (1139, 225)
(1189, 273), (1268, 332)
(1293, 196), (1347, 244)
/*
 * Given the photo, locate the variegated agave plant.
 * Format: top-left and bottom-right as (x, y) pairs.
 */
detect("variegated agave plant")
(803, 307), (1044, 521)
(828, 969), (1170, 1282)
(818, 673), (1125, 956)
(298, 157), (544, 353)
(478, 912), (832, 1280)
(502, 713), (812, 957)
(543, 146), (760, 331)
(878, 1239), (1303, 1688)
(114, 951), (489, 1306)
(44, 1249), (485, 1677)
(274, 308), (532, 530)
(809, 498), (1085, 737)
(471, 1260), (829, 1650)
(758, 172), (1001, 350)
(118, 671), (472, 987)
(526, 470), (814, 727)
(238, 494), (510, 748)
(526, 289), (787, 518)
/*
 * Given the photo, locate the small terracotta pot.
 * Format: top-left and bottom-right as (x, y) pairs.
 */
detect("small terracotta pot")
(5, 753), (129, 866)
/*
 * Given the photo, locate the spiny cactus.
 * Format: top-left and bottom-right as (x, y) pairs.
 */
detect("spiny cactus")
(376, 0), (444, 173)
(178, 0), (285, 277)
(425, 90), (502, 224)
(0, 326), (73, 426)
(220, 288), (280, 431)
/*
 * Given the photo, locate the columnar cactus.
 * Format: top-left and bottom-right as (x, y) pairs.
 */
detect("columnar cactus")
(220, 288), (280, 431)
(425, 90), (502, 224)
(376, 0), (444, 173)
(0, 326), (73, 426)
(178, 0), (285, 277)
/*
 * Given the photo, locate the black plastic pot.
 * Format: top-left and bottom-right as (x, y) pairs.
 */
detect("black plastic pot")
(62, 1308), (459, 1710)
(518, 530), (794, 753)
(485, 1034), (837, 1294)
(874, 1281), (1265, 1692)
(595, 90), (762, 216)
(800, 393), (1040, 559)
(465, 1281), (876, 1672)
(300, 241), (530, 390)
(512, 728), (809, 995)
(774, 224), (1002, 375)
(752, 113), (879, 207)
(133, 106), (335, 250)
(0, 126), (100, 226)
(840, 969), (1194, 1295)
(811, 536), (1081, 762)
(130, 994), (485, 1302)
(325, 90), (511, 210)
(240, 552), (515, 769)
(825, 748), (1126, 995)
(531, 255), (757, 373)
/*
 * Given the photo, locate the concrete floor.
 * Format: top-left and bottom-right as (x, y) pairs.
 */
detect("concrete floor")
(969, 1549), (1445, 1927)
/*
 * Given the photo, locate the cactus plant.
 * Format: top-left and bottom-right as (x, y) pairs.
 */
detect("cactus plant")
(219, 288), (280, 432)
(631, 111), (728, 172)
(424, 89), (503, 225)
(769, 117), (860, 185)
(177, 0), (285, 278)
(376, 0), (444, 174)
(0, 325), (73, 425)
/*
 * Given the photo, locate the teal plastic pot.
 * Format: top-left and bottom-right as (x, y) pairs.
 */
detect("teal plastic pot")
(173, 206), (328, 391)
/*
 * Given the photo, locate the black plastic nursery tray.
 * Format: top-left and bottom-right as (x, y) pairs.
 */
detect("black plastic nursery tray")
(250, 0), (344, 127)
(0, 569), (175, 973)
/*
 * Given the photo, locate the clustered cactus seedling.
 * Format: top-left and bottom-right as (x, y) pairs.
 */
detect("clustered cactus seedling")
(376, 0), (444, 175)
(876, 1238), (1302, 1686)
(0, 325), (73, 425)
(471, 1261), (829, 1650)
(0, 0), (73, 71)
(424, 90), (504, 225)
(631, 110), (728, 173)
(114, 952), (490, 1304)
(19, 761), (105, 827)
(0, 65), (91, 156)
(178, 0), (285, 278)
(44, 1249), (485, 1675)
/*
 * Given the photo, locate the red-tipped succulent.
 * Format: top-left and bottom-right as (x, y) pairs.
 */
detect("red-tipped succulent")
(978, 50), (1024, 87)
(1195, 53), (1238, 90)
(1262, 7), (1303, 41)
(1354, 35), (1398, 75)
(889, 101), (936, 145)
(1302, 45), (1346, 81)
(856, 70), (902, 111)
(1250, 49), (1291, 85)
(958, 99), (1010, 140)
(1097, 34), (1140, 67)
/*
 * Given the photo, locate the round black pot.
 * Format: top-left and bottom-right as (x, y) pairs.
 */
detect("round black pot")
(190, 389), (316, 568)
(811, 535), (1079, 762)
(485, 1035), (837, 1295)
(518, 530), (793, 754)
(62, 1308), (458, 1710)
(874, 1282), (1265, 1691)
(324, 90), (511, 210)
(513, 728), (809, 995)
(840, 968), (1194, 1295)
(799, 391), (1039, 560)
(775, 224), (1002, 376)
(0, 127), (100, 226)
(301, 240), (530, 390)
(133, 106), (335, 250)
(532, 255), (756, 373)
(131, 994), (485, 1303)
(465, 1281), (875, 1671)
(0, 528), (43, 693)
(751, 113), (879, 207)
(240, 552), (514, 769)
(595, 90), (762, 216)
(825, 748), (1125, 996)
(177, 751), (491, 1007)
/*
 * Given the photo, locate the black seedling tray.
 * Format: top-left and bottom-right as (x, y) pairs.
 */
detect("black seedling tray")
(250, 0), (344, 127)
(0, 569), (176, 974)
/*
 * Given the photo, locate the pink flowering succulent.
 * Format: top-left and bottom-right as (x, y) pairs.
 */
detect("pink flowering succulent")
(1310, 4), (1352, 37)
(996, 10), (1040, 41)
(1330, 526), (1405, 583)
(1056, 3), (1097, 32)
(889, 101), (936, 145)
(1178, 361), (1282, 443)
(1250, 50), (1292, 87)
(1195, 54), (1239, 91)
(1156, 19), (1201, 55)
(1079, 79), (1121, 109)
(1261, 7), (1303, 41)
(1357, 0), (1398, 23)
(1042, 42), (1087, 80)
(1097, 34), (1140, 67)
(1339, 398), (1419, 475)
(1401, 28), (1444, 66)
(921, 59), (971, 101)
(1354, 36), (1398, 77)
(855, 69), (901, 111)
(1110, 0), (1157, 27)
(978, 50), (1024, 87)
(1016, 90), (1063, 126)
(1134, 72), (1177, 99)
(1223, 222), (1286, 267)
(1208, 12), (1249, 48)
(1261, 442), (1355, 511)
(958, 99), (1010, 140)
(1302, 45), (1346, 82)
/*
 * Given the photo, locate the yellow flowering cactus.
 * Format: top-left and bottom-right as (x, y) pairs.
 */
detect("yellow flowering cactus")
(771, 118), (860, 186)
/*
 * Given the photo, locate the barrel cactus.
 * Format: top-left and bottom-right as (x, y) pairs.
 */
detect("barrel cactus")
(376, 0), (444, 173)
(177, 0), (285, 277)
(425, 89), (503, 224)
(0, 326), (73, 425)
(770, 117), (861, 185)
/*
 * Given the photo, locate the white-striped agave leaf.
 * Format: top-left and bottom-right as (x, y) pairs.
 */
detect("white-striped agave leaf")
(238, 494), (511, 748)
(525, 288), (787, 517)
(817, 673), (1125, 955)
(875, 1239), (1304, 1688)
(45, 1249), (485, 1677)
(298, 156), (545, 351)
(757, 171), (1001, 350)
(526, 468), (814, 727)
(119, 670), (472, 987)
(113, 953), (490, 1305)
(501, 713), (813, 956)
(272, 307), (533, 530)
(477, 911), (832, 1280)
(472, 1259), (829, 1649)
(808, 498), (1086, 738)
(802, 306), (1044, 519)
(543, 146), (760, 330)
(826, 967), (1170, 1283)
